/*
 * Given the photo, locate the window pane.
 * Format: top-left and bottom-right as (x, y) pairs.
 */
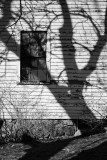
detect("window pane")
(38, 58), (46, 69)
(29, 32), (39, 57)
(21, 33), (31, 57)
(22, 32), (30, 45)
(30, 58), (38, 68)
(21, 68), (30, 81)
(29, 32), (47, 57)
(21, 58), (30, 68)
(28, 70), (39, 82)
(21, 31), (47, 57)
(38, 69), (47, 81)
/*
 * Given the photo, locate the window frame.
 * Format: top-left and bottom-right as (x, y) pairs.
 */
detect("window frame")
(17, 30), (51, 85)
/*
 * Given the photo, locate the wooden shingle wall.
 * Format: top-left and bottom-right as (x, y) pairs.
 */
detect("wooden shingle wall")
(0, 0), (107, 119)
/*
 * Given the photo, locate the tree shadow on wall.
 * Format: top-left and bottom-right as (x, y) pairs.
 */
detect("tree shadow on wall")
(0, 0), (20, 56)
(47, 0), (107, 133)
(0, 0), (107, 134)
(0, 0), (107, 159)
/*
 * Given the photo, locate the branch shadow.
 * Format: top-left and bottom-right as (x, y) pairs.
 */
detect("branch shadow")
(0, 0), (107, 159)
(47, 0), (107, 133)
(0, 0), (106, 127)
(0, 0), (20, 57)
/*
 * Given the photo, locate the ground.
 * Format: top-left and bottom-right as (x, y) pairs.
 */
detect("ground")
(0, 132), (107, 160)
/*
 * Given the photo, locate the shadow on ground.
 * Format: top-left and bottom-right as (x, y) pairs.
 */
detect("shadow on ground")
(19, 135), (72, 160)
(18, 132), (107, 160)
(69, 141), (107, 160)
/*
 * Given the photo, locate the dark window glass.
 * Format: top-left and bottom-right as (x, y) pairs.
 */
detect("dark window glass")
(21, 31), (47, 84)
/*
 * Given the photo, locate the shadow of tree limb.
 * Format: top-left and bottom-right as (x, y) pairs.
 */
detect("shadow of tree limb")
(0, 0), (106, 133)
(0, 1), (107, 159)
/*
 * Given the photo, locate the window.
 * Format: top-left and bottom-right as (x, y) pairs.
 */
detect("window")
(21, 31), (49, 84)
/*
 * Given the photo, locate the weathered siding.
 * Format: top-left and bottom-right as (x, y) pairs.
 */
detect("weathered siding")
(0, 0), (107, 119)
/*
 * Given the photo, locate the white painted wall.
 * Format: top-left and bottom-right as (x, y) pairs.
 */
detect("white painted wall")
(0, 0), (107, 119)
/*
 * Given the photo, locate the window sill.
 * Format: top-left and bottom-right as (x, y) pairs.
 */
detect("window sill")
(17, 81), (51, 85)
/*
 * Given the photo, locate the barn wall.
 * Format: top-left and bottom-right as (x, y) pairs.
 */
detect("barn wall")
(0, 0), (107, 120)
